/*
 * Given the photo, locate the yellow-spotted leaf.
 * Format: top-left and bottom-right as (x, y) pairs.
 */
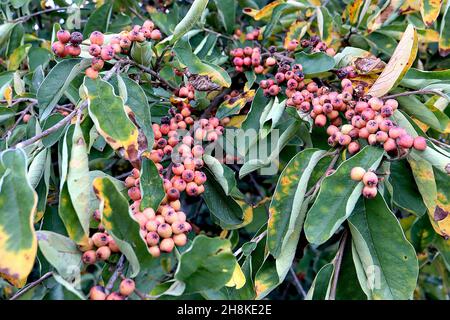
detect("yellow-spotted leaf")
(367, 24), (418, 97)
(243, 0), (285, 21)
(439, 1), (450, 56)
(7, 44), (31, 71)
(225, 261), (246, 289)
(304, 146), (385, 245)
(81, 77), (139, 162)
(399, 0), (421, 14)
(173, 38), (231, 88)
(434, 168), (450, 237)
(216, 90), (255, 119)
(317, 7), (333, 45)
(367, 0), (404, 33)
(346, 0), (364, 25)
(420, 0), (443, 27)
(93, 176), (153, 276)
(0, 149), (38, 287)
(284, 21), (309, 49)
(268, 149), (325, 257)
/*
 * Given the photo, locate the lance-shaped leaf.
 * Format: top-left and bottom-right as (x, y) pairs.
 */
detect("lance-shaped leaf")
(171, 0), (209, 44)
(348, 195), (418, 300)
(58, 125), (89, 245)
(36, 231), (82, 277)
(175, 235), (236, 294)
(203, 154), (237, 195)
(243, 0), (285, 21)
(316, 6), (333, 45)
(268, 149), (325, 257)
(367, 0), (404, 33)
(420, 0), (443, 27)
(216, 90), (255, 119)
(114, 75), (154, 148)
(346, 0), (364, 25)
(367, 24), (418, 97)
(304, 146), (384, 245)
(203, 169), (244, 228)
(0, 148), (38, 287)
(81, 77), (139, 162)
(439, 1), (450, 57)
(83, 2), (113, 37)
(37, 59), (90, 119)
(434, 169), (450, 237)
(213, 0), (236, 34)
(139, 158), (165, 212)
(173, 38), (231, 88)
(67, 120), (90, 237)
(305, 263), (334, 300)
(93, 176), (153, 276)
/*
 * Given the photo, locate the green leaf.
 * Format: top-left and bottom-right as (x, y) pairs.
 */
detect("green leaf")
(241, 88), (269, 132)
(268, 149), (325, 257)
(118, 75), (154, 148)
(304, 146), (385, 245)
(348, 195), (419, 300)
(36, 231), (82, 277)
(389, 160), (427, 216)
(203, 169), (244, 228)
(58, 126), (89, 245)
(67, 119), (90, 237)
(139, 159), (165, 212)
(81, 77), (139, 162)
(83, 2), (113, 37)
(439, 1), (450, 56)
(170, 0), (209, 44)
(37, 59), (90, 120)
(316, 6), (333, 45)
(0, 148), (38, 287)
(41, 114), (67, 147)
(239, 121), (302, 178)
(306, 263), (334, 300)
(27, 148), (48, 189)
(130, 41), (154, 66)
(216, 90), (255, 119)
(294, 52), (335, 75)
(175, 235), (235, 294)
(173, 38), (231, 88)
(401, 68), (450, 89)
(203, 154), (237, 195)
(93, 176), (153, 277)
(212, 0), (235, 33)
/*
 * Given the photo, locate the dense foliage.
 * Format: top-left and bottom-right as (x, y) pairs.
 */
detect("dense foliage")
(0, 0), (449, 300)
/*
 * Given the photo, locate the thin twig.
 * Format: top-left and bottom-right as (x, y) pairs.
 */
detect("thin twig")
(105, 255), (126, 293)
(10, 272), (53, 300)
(289, 267), (307, 299)
(304, 149), (341, 198)
(9, 7), (73, 23)
(201, 87), (233, 119)
(128, 6), (147, 21)
(382, 89), (448, 100)
(2, 102), (35, 140)
(0, 97), (37, 107)
(430, 138), (449, 149)
(233, 230), (267, 257)
(328, 230), (348, 300)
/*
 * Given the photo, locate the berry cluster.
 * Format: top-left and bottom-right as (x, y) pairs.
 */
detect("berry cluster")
(85, 20), (162, 79)
(260, 62), (305, 96)
(233, 28), (261, 41)
(300, 35), (336, 56)
(51, 30), (83, 58)
(350, 167), (380, 198)
(89, 278), (135, 300)
(80, 231), (121, 265)
(124, 103), (223, 257)
(230, 46), (264, 74)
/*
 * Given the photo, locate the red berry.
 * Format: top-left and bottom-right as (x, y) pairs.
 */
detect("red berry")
(69, 31), (83, 45)
(119, 279), (135, 296)
(57, 30), (71, 44)
(89, 31), (104, 45)
(413, 136), (427, 151)
(51, 41), (65, 56)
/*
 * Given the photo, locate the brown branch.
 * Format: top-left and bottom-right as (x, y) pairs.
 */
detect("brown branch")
(382, 89), (448, 100)
(328, 230), (348, 300)
(12, 61), (122, 149)
(201, 87), (233, 119)
(305, 149), (341, 198)
(10, 272), (53, 300)
(116, 56), (176, 91)
(2, 102), (36, 140)
(289, 267), (307, 299)
(9, 7), (74, 23)
(105, 255), (126, 293)
(0, 97), (37, 107)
